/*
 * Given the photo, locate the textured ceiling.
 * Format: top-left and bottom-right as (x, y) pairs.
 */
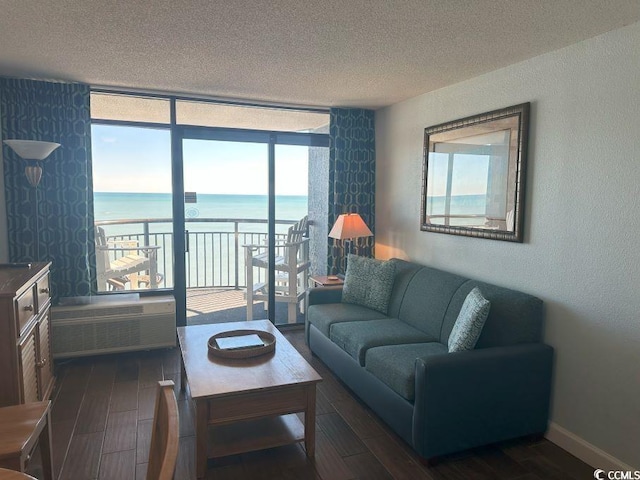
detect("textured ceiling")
(0, 1), (638, 109)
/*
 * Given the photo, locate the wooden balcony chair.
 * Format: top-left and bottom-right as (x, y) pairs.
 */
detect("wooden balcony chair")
(95, 226), (161, 291)
(244, 216), (310, 323)
(0, 401), (53, 480)
(147, 380), (179, 480)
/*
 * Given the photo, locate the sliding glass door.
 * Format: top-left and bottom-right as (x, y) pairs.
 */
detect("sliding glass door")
(175, 128), (327, 327)
(273, 144), (311, 325)
(90, 92), (330, 329)
(181, 137), (268, 325)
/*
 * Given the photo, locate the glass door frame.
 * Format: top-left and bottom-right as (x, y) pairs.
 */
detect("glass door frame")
(90, 89), (329, 327)
(173, 124), (329, 327)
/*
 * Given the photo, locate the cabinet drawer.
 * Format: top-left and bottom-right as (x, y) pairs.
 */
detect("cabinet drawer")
(36, 273), (51, 312)
(16, 285), (36, 335)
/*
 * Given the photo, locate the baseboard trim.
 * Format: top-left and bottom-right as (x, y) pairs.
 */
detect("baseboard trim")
(546, 422), (636, 472)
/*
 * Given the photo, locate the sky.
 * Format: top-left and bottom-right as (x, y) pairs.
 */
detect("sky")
(91, 124), (312, 195)
(428, 152), (491, 197)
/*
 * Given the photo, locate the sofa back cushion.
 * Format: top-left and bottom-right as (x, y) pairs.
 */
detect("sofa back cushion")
(386, 259), (423, 318)
(396, 266), (467, 339)
(440, 280), (543, 348)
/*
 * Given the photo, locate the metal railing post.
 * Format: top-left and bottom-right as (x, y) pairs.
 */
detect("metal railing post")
(95, 217), (297, 290)
(143, 221), (150, 246)
(234, 221), (240, 289)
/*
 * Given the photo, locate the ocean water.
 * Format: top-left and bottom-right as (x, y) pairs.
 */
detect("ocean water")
(94, 192), (309, 288)
(94, 192), (308, 235)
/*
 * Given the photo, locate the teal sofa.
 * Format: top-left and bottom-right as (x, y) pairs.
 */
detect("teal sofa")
(305, 258), (553, 460)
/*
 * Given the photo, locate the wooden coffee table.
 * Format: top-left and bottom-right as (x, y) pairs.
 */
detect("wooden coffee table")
(177, 320), (322, 479)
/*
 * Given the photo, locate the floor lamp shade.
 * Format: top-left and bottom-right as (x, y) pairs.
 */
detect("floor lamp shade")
(3, 139), (60, 187)
(3, 139), (61, 260)
(3, 140), (60, 160)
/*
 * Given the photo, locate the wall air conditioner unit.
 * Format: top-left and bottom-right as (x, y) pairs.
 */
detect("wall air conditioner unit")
(51, 294), (176, 359)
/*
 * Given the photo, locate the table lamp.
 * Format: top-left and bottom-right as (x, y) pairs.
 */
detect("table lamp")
(328, 213), (373, 274)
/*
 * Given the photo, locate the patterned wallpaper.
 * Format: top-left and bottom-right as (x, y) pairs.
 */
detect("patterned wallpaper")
(328, 108), (376, 275)
(0, 77), (95, 301)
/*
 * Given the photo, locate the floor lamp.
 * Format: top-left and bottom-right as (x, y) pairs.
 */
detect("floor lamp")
(328, 213), (373, 276)
(3, 140), (61, 261)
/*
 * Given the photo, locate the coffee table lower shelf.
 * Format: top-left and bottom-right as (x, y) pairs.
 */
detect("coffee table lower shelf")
(208, 414), (305, 458)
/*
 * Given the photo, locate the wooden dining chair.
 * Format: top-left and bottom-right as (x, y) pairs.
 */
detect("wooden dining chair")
(0, 467), (38, 480)
(0, 401), (53, 480)
(146, 380), (179, 480)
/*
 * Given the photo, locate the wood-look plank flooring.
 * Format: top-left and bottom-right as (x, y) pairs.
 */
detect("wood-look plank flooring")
(39, 328), (593, 480)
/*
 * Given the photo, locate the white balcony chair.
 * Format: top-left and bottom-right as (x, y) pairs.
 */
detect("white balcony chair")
(244, 216), (310, 324)
(95, 226), (161, 291)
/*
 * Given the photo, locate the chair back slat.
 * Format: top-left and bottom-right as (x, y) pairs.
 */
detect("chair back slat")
(94, 227), (111, 277)
(96, 226), (108, 247)
(146, 380), (179, 480)
(284, 215), (308, 261)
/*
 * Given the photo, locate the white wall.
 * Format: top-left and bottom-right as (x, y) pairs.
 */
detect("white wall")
(376, 22), (640, 469)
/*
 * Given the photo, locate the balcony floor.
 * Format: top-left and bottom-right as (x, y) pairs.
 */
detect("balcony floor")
(186, 287), (304, 325)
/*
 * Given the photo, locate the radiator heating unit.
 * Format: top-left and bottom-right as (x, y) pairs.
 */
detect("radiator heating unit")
(51, 295), (176, 358)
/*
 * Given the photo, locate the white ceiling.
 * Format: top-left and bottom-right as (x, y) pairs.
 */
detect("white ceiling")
(0, 1), (638, 109)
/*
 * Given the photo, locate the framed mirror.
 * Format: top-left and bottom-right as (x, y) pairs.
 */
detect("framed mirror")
(420, 103), (530, 242)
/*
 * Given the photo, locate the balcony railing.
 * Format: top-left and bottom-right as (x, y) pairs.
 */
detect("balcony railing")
(95, 218), (297, 290)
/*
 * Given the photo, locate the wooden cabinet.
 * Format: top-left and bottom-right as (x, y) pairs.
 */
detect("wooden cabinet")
(0, 263), (54, 407)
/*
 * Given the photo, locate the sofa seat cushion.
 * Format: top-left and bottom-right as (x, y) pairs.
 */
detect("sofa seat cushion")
(330, 319), (435, 365)
(365, 342), (448, 402)
(307, 303), (389, 337)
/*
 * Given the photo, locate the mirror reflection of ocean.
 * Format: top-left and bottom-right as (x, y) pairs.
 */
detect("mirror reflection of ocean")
(426, 194), (489, 215)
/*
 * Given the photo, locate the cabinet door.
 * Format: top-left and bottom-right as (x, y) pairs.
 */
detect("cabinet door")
(37, 312), (53, 400)
(19, 329), (39, 403)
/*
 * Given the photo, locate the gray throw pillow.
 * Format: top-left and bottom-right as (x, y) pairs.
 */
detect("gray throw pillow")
(342, 254), (395, 314)
(448, 287), (491, 353)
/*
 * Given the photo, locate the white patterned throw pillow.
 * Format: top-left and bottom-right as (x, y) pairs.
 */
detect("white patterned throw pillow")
(448, 287), (491, 353)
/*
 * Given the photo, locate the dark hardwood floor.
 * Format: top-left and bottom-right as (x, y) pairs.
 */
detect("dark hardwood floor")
(41, 328), (593, 479)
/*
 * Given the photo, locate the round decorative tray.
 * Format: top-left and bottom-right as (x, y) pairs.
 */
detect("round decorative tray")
(207, 329), (276, 359)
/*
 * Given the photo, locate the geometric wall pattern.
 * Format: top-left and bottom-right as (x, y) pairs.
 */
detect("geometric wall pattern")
(0, 77), (96, 302)
(327, 108), (376, 275)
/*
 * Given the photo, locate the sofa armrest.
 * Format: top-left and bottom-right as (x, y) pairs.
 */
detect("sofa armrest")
(412, 343), (553, 458)
(307, 286), (343, 305)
